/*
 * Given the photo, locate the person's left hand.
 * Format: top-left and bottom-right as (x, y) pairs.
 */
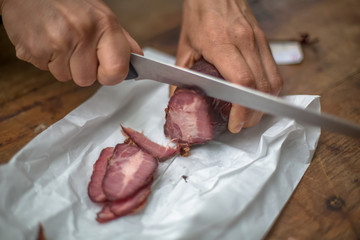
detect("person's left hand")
(173, 0), (283, 133)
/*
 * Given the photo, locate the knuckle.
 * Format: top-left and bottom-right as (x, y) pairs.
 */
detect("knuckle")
(28, 44), (46, 60)
(15, 45), (29, 62)
(98, 12), (119, 31)
(253, 26), (266, 40)
(48, 24), (76, 53)
(256, 77), (272, 94)
(107, 60), (128, 78)
(235, 72), (255, 88)
(16, 43), (49, 70)
(271, 75), (284, 94)
(232, 22), (255, 43)
(99, 61), (128, 85)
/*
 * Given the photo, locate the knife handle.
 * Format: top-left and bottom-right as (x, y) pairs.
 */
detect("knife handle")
(125, 63), (138, 80)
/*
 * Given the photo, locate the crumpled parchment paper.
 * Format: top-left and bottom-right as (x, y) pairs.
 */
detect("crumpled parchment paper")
(0, 48), (320, 240)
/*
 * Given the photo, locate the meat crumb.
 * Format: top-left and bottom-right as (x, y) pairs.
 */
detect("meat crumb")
(180, 146), (191, 157)
(37, 224), (46, 240)
(182, 175), (188, 183)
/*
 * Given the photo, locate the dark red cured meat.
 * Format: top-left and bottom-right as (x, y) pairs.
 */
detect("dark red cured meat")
(109, 178), (152, 217)
(164, 58), (231, 145)
(96, 180), (152, 223)
(102, 143), (158, 201)
(121, 125), (179, 162)
(89, 59), (231, 223)
(88, 147), (114, 203)
(96, 205), (117, 223)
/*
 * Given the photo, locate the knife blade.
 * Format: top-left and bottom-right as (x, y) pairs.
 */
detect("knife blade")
(125, 53), (360, 138)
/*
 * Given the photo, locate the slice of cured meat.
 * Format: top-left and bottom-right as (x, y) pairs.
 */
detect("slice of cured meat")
(96, 205), (117, 223)
(88, 147), (114, 203)
(164, 58), (231, 145)
(96, 180), (152, 223)
(89, 144), (157, 222)
(121, 125), (179, 162)
(102, 143), (158, 201)
(109, 178), (152, 217)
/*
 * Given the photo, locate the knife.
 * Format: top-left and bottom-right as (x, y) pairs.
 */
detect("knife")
(125, 53), (360, 138)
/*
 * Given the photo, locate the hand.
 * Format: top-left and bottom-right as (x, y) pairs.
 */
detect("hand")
(0, 0), (142, 86)
(174, 0), (283, 133)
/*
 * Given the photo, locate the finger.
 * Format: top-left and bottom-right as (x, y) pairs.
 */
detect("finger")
(175, 36), (201, 68)
(48, 53), (72, 82)
(229, 19), (271, 94)
(237, 2), (282, 95)
(229, 103), (264, 132)
(69, 41), (98, 87)
(172, 36), (202, 97)
(15, 44), (49, 71)
(97, 26), (131, 85)
(122, 28), (143, 55)
(255, 30), (283, 95)
(202, 44), (257, 133)
(169, 85), (177, 97)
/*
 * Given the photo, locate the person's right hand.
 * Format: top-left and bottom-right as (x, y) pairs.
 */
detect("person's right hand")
(0, 0), (142, 86)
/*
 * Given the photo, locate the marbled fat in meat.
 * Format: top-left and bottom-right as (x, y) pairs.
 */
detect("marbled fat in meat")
(164, 58), (231, 145)
(102, 143), (158, 201)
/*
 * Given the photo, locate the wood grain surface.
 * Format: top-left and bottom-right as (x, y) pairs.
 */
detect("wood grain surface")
(0, 0), (359, 239)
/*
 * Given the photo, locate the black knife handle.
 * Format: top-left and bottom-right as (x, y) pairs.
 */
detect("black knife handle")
(125, 63), (138, 80)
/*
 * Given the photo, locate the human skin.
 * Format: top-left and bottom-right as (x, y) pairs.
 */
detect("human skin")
(174, 0), (283, 133)
(0, 0), (282, 133)
(0, 0), (143, 86)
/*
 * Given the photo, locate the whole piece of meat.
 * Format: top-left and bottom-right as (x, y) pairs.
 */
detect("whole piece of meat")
(164, 58), (232, 146)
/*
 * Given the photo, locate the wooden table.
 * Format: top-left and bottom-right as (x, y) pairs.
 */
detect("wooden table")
(1, 0), (359, 238)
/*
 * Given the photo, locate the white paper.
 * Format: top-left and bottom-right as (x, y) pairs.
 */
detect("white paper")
(269, 41), (304, 65)
(0, 48), (320, 240)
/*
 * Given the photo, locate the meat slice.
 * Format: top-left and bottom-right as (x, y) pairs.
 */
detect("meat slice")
(109, 178), (152, 217)
(96, 205), (117, 223)
(121, 125), (179, 162)
(88, 147), (114, 202)
(96, 180), (152, 223)
(102, 143), (158, 201)
(164, 58), (231, 145)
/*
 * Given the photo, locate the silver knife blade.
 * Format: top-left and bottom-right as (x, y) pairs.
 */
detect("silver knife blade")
(127, 53), (360, 138)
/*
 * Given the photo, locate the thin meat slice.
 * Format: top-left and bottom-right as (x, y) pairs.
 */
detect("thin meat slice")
(109, 178), (152, 217)
(96, 180), (152, 223)
(121, 125), (179, 162)
(96, 205), (117, 223)
(164, 58), (231, 145)
(88, 147), (114, 202)
(102, 143), (158, 201)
